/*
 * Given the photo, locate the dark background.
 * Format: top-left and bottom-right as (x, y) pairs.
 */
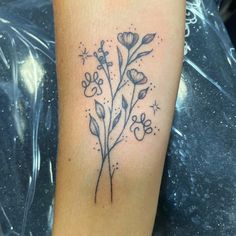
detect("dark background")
(221, 0), (236, 46)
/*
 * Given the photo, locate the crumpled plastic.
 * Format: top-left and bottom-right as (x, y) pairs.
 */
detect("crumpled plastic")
(0, 0), (235, 235)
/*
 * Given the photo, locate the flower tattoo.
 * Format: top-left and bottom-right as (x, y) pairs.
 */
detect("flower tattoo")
(81, 28), (161, 203)
(117, 32), (139, 50)
(127, 69), (148, 85)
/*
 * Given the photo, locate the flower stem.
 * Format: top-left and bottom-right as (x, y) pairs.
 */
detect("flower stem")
(94, 159), (105, 203)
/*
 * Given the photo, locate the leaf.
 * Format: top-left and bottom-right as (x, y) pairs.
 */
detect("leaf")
(89, 115), (100, 137)
(138, 87), (149, 100)
(122, 95), (128, 110)
(141, 33), (156, 44)
(112, 111), (122, 129)
(95, 100), (105, 119)
(117, 47), (123, 68)
(130, 50), (153, 64)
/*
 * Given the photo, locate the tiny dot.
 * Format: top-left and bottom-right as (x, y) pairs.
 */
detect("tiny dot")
(68, 158), (71, 162)
(97, 149), (100, 151)
(116, 167), (119, 170)
(116, 162), (119, 165)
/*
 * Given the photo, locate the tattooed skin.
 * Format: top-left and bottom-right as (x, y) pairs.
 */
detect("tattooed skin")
(81, 29), (161, 203)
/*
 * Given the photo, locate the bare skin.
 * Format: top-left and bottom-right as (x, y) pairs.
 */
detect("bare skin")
(53, 1), (186, 235)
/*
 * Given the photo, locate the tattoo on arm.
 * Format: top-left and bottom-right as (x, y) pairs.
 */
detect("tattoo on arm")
(80, 26), (162, 203)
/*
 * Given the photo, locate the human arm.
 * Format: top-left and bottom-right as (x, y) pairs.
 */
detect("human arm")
(52, 1), (186, 235)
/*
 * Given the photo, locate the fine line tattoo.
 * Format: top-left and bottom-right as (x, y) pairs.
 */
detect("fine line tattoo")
(81, 29), (161, 203)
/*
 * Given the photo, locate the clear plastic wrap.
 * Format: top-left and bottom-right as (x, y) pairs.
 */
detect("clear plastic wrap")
(0, 0), (235, 235)
(0, 2), (57, 236)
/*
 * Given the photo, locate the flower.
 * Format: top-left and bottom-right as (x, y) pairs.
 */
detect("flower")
(117, 32), (139, 50)
(127, 69), (148, 85)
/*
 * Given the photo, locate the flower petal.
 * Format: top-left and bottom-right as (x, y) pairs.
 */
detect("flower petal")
(117, 33), (124, 45)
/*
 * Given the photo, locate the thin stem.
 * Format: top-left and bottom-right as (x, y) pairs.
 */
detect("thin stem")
(102, 119), (107, 160)
(94, 159), (105, 203)
(128, 43), (143, 65)
(94, 134), (105, 204)
(129, 85), (136, 119)
(113, 50), (130, 98)
(98, 136), (104, 161)
(107, 151), (113, 203)
(104, 63), (114, 98)
(111, 168), (115, 178)
(105, 87), (139, 159)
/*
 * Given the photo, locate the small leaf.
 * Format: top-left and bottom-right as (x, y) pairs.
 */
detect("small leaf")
(138, 87), (149, 100)
(112, 111), (122, 129)
(122, 95), (128, 110)
(142, 33), (156, 44)
(136, 50), (153, 59)
(95, 100), (105, 119)
(117, 47), (123, 68)
(89, 115), (100, 137)
(129, 50), (153, 64)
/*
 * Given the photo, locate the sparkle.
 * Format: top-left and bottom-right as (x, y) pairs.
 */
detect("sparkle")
(150, 100), (160, 115)
(79, 48), (92, 65)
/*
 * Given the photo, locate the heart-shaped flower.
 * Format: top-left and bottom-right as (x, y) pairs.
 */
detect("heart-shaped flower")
(127, 69), (148, 85)
(117, 32), (139, 50)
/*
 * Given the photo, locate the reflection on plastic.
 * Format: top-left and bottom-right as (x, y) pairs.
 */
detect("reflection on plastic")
(20, 56), (45, 95)
(0, 2), (57, 236)
(0, 0), (235, 236)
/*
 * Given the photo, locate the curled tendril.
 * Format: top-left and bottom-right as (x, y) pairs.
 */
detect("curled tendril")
(130, 113), (153, 141)
(82, 72), (103, 98)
